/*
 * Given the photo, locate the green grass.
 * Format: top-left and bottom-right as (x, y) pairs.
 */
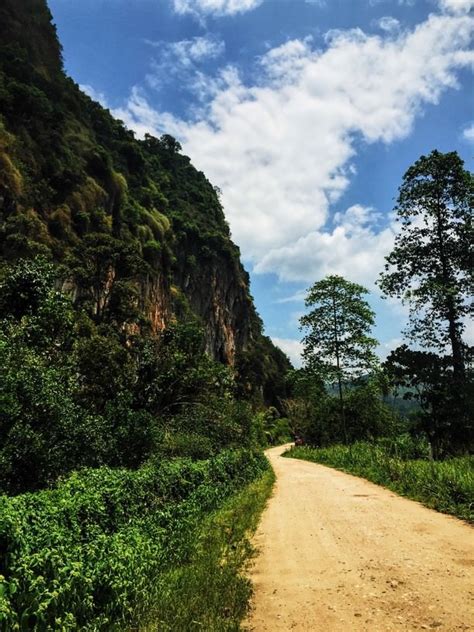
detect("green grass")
(141, 468), (275, 632)
(0, 450), (271, 630)
(285, 443), (474, 522)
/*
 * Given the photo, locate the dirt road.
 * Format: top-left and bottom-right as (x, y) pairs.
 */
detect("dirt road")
(245, 445), (474, 632)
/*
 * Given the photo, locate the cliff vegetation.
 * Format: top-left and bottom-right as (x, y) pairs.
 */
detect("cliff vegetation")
(0, 2), (289, 627)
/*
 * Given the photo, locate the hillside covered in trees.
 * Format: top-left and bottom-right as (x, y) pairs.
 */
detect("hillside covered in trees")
(0, 0), (289, 397)
(0, 3), (291, 627)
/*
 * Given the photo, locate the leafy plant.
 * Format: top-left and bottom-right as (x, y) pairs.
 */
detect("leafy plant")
(0, 449), (269, 630)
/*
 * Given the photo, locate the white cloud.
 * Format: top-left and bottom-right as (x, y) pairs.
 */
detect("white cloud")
(376, 16), (401, 33)
(144, 35), (225, 95)
(118, 11), (474, 287)
(114, 86), (185, 139)
(438, 0), (474, 14)
(276, 290), (307, 304)
(146, 35), (225, 65)
(255, 205), (396, 285)
(462, 122), (474, 141)
(172, 0), (262, 17)
(271, 337), (304, 368)
(258, 37), (314, 84)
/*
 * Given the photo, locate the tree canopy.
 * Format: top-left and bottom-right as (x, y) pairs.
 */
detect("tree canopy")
(300, 275), (378, 383)
(300, 275), (379, 442)
(379, 150), (473, 380)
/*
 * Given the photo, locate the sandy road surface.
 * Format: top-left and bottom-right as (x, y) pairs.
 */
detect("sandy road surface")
(245, 445), (474, 632)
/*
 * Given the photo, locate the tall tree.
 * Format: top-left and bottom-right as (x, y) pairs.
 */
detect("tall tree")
(383, 345), (468, 458)
(299, 275), (378, 442)
(379, 150), (473, 381)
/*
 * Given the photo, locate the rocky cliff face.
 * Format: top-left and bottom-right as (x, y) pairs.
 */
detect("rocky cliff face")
(0, 0), (290, 395)
(174, 238), (256, 364)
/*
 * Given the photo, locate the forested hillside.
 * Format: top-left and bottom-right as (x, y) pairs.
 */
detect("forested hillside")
(0, 0), (289, 391)
(0, 3), (290, 627)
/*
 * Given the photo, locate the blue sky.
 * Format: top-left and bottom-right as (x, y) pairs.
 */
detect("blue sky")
(49, 0), (473, 366)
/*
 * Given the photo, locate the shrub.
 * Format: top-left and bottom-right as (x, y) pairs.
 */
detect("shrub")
(144, 467), (275, 631)
(158, 432), (215, 459)
(0, 259), (261, 494)
(0, 449), (269, 630)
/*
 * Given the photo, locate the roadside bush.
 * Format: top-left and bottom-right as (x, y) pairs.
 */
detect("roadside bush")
(376, 433), (432, 460)
(144, 468), (275, 631)
(157, 432), (215, 459)
(0, 259), (261, 494)
(256, 407), (292, 445)
(0, 449), (268, 630)
(284, 370), (398, 447)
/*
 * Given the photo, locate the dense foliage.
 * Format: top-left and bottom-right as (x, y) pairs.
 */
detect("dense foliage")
(0, 449), (269, 630)
(379, 150), (473, 453)
(0, 1), (472, 626)
(0, 0), (289, 406)
(383, 345), (473, 458)
(286, 442), (474, 522)
(0, 5), (289, 627)
(300, 275), (378, 383)
(290, 152), (473, 458)
(379, 151), (472, 373)
(0, 0), (292, 496)
(0, 257), (265, 494)
(299, 275), (380, 444)
(144, 467), (275, 631)
(284, 368), (396, 447)
(0, 6), (288, 626)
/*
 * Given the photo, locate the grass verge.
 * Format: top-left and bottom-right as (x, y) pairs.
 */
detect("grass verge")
(141, 467), (275, 632)
(284, 443), (473, 523)
(0, 450), (270, 630)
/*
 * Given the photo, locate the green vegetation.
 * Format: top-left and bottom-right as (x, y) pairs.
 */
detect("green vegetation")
(0, 255), (275, 628)
(284, 152), (473, 522)
(285, 442), (474, 522)
(299, 275), (379, 444)
(0, 257), (262, 494)
(384, 345), (471, 459)
(300, 275), (378, 385)
(288, 150), (472, 462)
(0, 3), (289, 628)
(0, 449), (270, 630)
(142, 467), (275, 632)
(253, 407), (293, 446)
(0, 0), (472, 626)
(0, 0), (289, 404)
(379, 151), (472, 382)
(285, 370), (396, 447)
(379, 150), (473, 454)
(285, 275), (395, 448)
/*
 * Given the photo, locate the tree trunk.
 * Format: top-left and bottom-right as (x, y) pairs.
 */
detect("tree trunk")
(446, 297), (465, 382)
(435, 200), (465, 381)
(337, 371), (347, 444)
(332, 290), (348, 444)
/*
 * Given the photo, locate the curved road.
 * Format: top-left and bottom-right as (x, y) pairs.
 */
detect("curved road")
(246, 445), (474, 631)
